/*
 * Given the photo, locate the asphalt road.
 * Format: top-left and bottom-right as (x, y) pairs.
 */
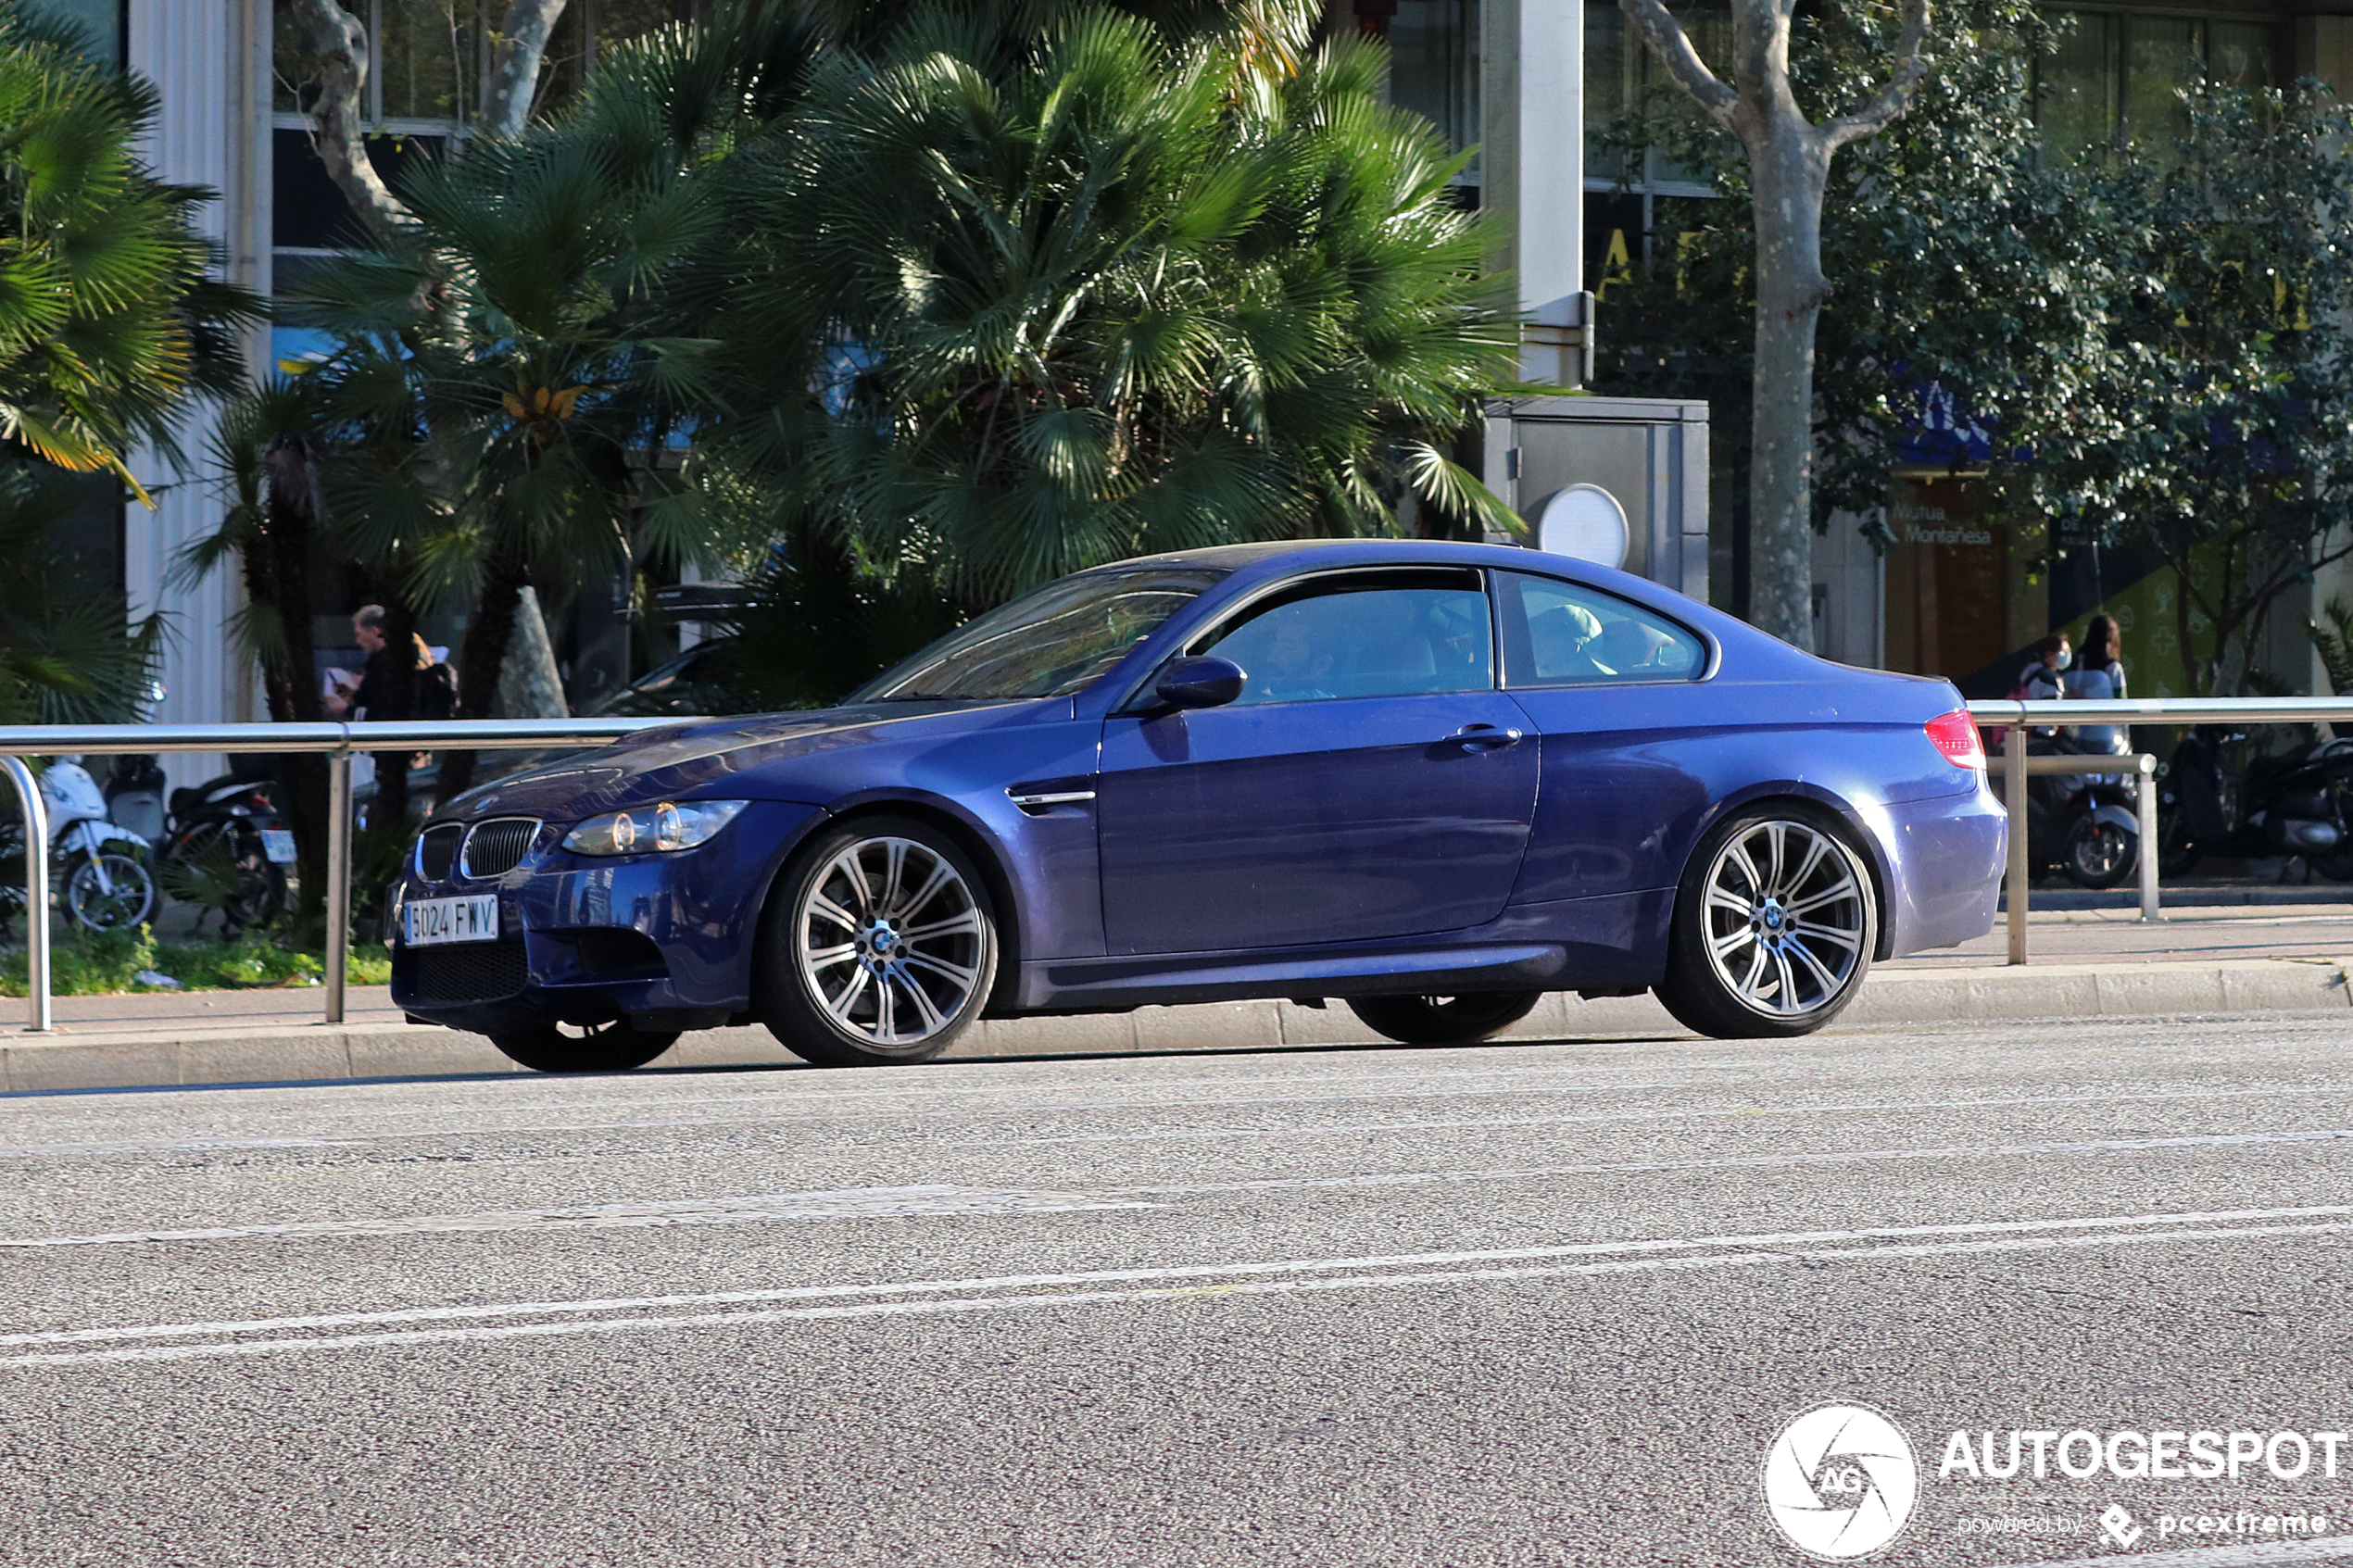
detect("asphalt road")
(6, 1013), (2353, 1567)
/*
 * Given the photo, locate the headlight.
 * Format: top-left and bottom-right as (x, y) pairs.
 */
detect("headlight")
(561, 799), (749, 857)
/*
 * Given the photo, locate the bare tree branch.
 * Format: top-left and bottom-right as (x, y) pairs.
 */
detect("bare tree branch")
(1616, 0), (1738, 130)
(483, 1), (572, 141)
(1818, 0), (1933, 149)
(286, 0), (412, 244)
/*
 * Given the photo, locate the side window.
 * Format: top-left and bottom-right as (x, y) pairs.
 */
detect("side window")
(1199, 571), (1494, 705)
(1497, 571), (1705, 687)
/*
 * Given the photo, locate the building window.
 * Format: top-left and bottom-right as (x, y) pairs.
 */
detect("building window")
(2036, 9), (2277, 158)
(1387, 0), (1480, 182)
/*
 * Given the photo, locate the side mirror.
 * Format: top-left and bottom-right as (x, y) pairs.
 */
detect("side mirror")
(1153, 656), (1246, 711)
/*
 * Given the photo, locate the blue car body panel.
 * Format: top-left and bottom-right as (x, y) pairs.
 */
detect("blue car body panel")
(390, 538), (2004, 1036)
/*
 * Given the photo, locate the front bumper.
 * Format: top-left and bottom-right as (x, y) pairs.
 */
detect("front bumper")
(390, 799), (823, 1035)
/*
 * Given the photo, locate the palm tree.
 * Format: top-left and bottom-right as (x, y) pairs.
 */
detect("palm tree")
(703, 2), (1517, 636)
(0, 2), (261, 724)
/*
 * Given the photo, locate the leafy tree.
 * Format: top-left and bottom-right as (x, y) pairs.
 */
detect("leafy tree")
(1616, 0), (1935, 650)
(1597, 0), (2114, 549)
(0, 2), (260, 723)
(703, 2), (1516, 644)
(1995, 81), (2353, 696)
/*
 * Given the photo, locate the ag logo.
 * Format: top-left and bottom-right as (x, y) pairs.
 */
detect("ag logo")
(1761, 1402), (1919, 1560)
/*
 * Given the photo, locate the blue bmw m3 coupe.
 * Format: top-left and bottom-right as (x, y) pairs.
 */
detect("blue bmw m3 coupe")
(390, 539), (2006, 1072)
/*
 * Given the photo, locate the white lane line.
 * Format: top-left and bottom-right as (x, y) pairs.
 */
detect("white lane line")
(1992, 1540), (2353, 1567)
(0, 1187), (1156, 1248)
(17, 1080), (2353, 1164)
(1109, 1127), (2353, 1196)
(0, 1136), (355, 1160)
(6, 1201), (2347, 1352)
(15, 1130), (2346, 1253)
(950, 1083), (2353, 1148)
(6, 1216), (2349, 1370)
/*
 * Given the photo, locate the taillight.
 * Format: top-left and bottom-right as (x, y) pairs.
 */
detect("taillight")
(1925, 709), (1986, 769)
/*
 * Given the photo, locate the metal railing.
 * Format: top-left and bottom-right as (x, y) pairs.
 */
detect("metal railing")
(1969, 696), (2353, 964)
(0, 720), (698, 1033)
(5, 698), (2351, 1033)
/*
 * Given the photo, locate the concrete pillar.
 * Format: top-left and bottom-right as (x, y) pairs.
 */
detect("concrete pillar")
(125, 0), (273, 788)
(1481, 0), (1585, 384)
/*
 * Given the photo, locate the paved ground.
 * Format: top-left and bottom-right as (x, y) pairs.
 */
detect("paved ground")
(6, 1010), (2353, 1565)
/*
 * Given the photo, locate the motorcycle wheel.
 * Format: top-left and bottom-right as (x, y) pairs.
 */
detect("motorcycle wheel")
(2309, 848), (2353, 884)
(64, 851), (157, 931)
(2063, 816), (2137, 890)
(170, 823), (286, 936)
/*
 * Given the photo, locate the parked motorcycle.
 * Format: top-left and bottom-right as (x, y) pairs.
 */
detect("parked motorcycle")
(2158, 726), (2353, 881)
(156, 759), (299, 935)
(39, 756), (158, 932)
(2007, 733), (2143, 889)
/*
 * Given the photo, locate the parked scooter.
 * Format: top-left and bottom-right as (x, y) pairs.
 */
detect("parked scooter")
(156, 759), (298, 935)
(39, 756), (158, 931)
(2008, 732), (2143, 889)
(2158, 726), (2353, 881)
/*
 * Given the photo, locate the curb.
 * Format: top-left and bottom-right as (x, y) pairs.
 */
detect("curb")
(4, 957), (2348, 1096)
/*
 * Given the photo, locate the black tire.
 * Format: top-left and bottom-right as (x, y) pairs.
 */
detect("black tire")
(2062, 814), (2136, 890)
(1344, 992), (1542, 1046)
(490, 1019), (680, 1073)
(1656, 804), (1879, 1040)
(757, 815), (999, 1067)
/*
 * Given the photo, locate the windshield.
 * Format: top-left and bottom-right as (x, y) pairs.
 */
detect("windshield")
(849, 564), (1228, 702)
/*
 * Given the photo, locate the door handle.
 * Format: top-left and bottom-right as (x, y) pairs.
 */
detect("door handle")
(1445, 723), (1524, 752)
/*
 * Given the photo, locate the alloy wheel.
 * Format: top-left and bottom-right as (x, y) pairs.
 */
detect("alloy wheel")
(796, 835), (986, 1047)
(1698, 819), (1869, 1019)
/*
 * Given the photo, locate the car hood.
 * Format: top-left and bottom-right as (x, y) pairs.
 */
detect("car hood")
(436, 701), (1004, 822)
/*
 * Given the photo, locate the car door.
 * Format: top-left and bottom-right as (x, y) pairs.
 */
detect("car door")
(1095, 567), (1540, 955)
(1490, 570), (1715, 904)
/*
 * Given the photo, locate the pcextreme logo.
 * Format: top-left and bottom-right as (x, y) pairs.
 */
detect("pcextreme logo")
(1761, 1402), (1920, 1560)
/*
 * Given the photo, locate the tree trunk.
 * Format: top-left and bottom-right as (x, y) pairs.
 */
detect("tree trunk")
(247, 434), (333, 938)
(1745, 132), (1833, 650)
(1617, 0), (1931, 653)
(435, 552), (534, 800)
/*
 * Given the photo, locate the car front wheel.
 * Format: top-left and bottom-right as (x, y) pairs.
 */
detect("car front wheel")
(1656, 807), (1879, 1039)
(759, 817), (999, 1067)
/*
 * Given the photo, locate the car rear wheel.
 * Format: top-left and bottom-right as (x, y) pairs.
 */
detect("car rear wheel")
(1657, 807), (1878, 1040)
(759, 817), (999, 1067)
(1345, 992), (1542, 1046)
(490, 1019), (680, 1073)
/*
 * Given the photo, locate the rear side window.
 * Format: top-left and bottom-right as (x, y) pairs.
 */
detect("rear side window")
(1196, 568), (1494, 705)
(1496, 571), (1705, 687)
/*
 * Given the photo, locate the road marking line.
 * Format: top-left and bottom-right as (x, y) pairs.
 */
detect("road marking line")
(5, 1217), (2347, 1369)
(948, 1083), (2353, 1148)
(1107, 1127), (2353, 1195)
(17, 1075), (2353, 1163)
(0, 1186), (1156, 1248)
(5, 1202), (2346, 1352)
(1990, 1539), (2353, 1566)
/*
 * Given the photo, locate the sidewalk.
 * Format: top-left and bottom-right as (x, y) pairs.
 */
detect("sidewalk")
(6, 907), (2351, 1094)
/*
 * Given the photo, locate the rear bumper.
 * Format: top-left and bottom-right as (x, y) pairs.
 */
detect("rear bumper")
(1876, 778), (2007, 956)
(390, 800), (822, 1035)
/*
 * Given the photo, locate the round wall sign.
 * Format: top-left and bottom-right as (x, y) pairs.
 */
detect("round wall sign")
(1534, 483), (1630, 569)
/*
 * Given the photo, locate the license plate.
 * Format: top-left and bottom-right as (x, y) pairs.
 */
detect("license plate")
(403, 895), (500, 947)
(259, 828), (298, 864)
